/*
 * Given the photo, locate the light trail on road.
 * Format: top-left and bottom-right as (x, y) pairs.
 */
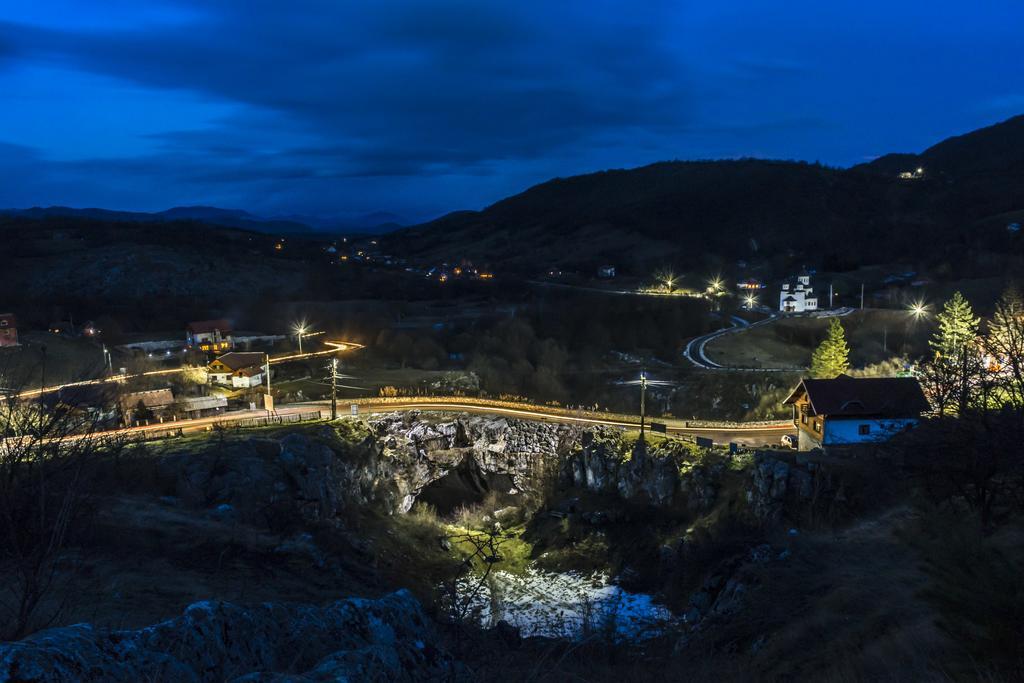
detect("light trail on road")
(7, 396), (793, 449)
(14, 341), (364, 399)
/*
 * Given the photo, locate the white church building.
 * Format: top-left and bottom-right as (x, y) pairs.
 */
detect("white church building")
(779, 274), (818, 313)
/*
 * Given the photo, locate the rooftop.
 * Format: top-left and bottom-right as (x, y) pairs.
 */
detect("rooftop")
(784, 375), (929, 418)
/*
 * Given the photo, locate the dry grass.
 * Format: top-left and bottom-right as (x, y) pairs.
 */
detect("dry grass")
(705, 309), (929, 370)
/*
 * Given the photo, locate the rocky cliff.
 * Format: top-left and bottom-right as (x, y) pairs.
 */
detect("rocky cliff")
(162, 413), (850, 530)
(162, 413), (596, 524)
(563, 434), (723, 511)
(0, 591), (452, 682)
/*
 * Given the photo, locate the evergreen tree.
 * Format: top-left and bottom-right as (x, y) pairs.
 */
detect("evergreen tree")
(929, 291), (980, 359)
(810, 317), (850, 378)
(922, 291), (983, 415)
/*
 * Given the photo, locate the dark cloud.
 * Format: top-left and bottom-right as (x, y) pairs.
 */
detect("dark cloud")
(0, 1), (1022, 217)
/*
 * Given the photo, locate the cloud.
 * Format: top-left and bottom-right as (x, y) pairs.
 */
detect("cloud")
(0, 0), (1022, 217)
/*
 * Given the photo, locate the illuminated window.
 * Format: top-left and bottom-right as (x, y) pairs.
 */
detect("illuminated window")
(813, 421), (821, 433)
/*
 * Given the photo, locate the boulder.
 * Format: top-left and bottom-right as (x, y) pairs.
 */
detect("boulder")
(0, 591), (453, 682)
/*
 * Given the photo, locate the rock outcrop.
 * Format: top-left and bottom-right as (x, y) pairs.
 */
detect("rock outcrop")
(163, 413), (595, 521)
(745, 452), (847, 526)
(0, 591), (452, 682)
(564, 435), (723, 508)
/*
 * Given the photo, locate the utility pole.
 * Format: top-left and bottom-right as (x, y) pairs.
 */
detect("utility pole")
(102, 345), (113, 375)
(328, 357), (339, 420)
(829, 284), (834, 309)
(264, 352), (273, 414)
(860, 283), (865, 310)
(639, 371), (648, 441)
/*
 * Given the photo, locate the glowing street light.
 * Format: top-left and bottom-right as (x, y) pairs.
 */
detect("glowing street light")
(908, 301), (929, 319)
(293, 320), (310, 354)
(745, 294), (757, 310)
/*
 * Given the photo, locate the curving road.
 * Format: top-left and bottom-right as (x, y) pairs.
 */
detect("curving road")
(683, 315), (788, 371)
(303, 398), (792, 447)
(10, 397), (793, 449)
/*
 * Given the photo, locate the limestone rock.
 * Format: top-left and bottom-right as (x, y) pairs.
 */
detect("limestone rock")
(0, 591), (452, 683)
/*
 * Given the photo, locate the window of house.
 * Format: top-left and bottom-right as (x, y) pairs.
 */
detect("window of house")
(858, 424), (871, 436)
(813, 421), (821, 433)
(801, 414), (808, 424)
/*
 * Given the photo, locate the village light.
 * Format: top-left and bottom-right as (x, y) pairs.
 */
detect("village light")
(745, 294), (756, 309)
(293, 321), (310, 354)
(909, 301), (929, 318)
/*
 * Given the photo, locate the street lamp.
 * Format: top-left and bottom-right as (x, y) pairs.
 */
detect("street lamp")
(293, 321), (309, 355)
(745, 294), (756, 310)
(908, 301), (928, 319)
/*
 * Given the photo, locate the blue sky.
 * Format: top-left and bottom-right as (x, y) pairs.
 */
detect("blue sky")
(1, 1), (1022, 223)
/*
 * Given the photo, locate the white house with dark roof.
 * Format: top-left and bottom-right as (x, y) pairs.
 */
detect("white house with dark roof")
(783, 375), (930, 450)
(208, 351), (266, 388)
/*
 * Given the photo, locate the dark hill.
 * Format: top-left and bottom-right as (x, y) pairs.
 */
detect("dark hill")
(861, 114), (1024, 179)
(384, 116), (1024, 275)
(0, 205), (316, 236)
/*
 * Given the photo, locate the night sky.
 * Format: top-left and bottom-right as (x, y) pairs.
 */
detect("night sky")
(1, 1), (1022, 223)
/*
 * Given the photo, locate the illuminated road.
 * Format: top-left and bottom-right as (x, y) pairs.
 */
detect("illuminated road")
(300, 398), (793, 447)
(15, 396), (794, 448)
(14, 341), (364, 400)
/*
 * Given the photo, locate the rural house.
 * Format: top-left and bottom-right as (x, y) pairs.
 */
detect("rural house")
(208, 351), (266, 388)
(120, 387), (175, 425)
(186, 319), (234, 353)
(778, 274), (818, 313)
(783, 375), (929, 450)
(0, 313), (18, 347)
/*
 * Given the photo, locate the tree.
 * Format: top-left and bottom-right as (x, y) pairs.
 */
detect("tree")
(987, 285), (1024, 409)
(922, 292), (983, 416)
(930, 291), (980, 360)
(0, 377), (123, 639)
(810, 318), (850, 378)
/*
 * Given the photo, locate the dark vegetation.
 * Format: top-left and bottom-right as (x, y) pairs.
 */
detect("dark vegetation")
(384, 114), (1024, 277)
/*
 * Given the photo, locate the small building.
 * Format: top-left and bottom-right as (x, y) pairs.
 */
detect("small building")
(783, 375), (929, 450)
(120, 387), (175, 425)
(176, 394), (228, 419)
(187, 319), (234, 353)
(737, 278), (765, 291)
(0, 313), (18, 347)
(597, 265), (616, 279)
(208, 351), (266, 388)
(44, 385), (117, 422)
(779, 274), (818, 313)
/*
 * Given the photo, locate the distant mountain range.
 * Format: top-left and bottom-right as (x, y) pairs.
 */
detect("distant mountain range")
(0, 205), (407, 236)
(382, 114), (1024, 275)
